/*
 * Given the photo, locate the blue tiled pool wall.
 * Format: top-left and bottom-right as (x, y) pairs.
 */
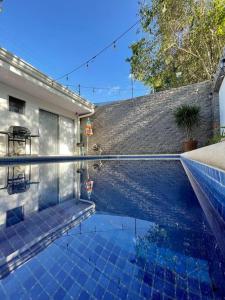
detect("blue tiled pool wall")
(80, 160), (217, 259)
(181, 157), (225, 224)
(0, 206), (95, 280)
(0, 213), (222, 300)
(80, 160), (225, 299)
(1, 159), (225, 299)
(81, 160), (205, 226)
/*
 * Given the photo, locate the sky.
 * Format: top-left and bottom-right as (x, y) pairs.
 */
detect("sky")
(0, 0), (150, 103)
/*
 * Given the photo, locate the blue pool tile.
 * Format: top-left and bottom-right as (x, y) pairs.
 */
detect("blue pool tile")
(121, 272), (131, 286)
(163, 281), (175, 298)
(0, 160), (225, 299)
(131, 278), (142, 294)
(53, 287), (67, 300)
(188, 292), (201, 300)
(108, 280), (119, 295)
(164, 269), (175, 284)
(29, 283), (43, 299)
(62, 275), (74, 290)
(37, 290), (50, 300)
(45, 279), (60, 295)
(68, 282), (81, 298)
(91, 268), (101, 282)
(109, 253), (118, 264)
(117, 286), (128, 299)
(143, 272), (153, 286)
(22, 275), (37, 290)
(96, 257), (106, 270)
(116, 258), (126, 269)
(94, 285), (105, 299)
(176, 287), (188, 300)
(99, 274), (110, 289)
(140, 283), (152, 298)
(103, 291), (114, 300)
(200, 282), (213, 297)
(151, 289), (162, 300)
(55, 269), (68, 283)
(79, 290), (90, 300)
(84, 278), (96, 295)
(0, 285), (7, 299)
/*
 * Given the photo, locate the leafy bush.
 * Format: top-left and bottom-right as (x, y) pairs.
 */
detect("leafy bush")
(207, 134), (222, 145)
(174, 104), (200, 140)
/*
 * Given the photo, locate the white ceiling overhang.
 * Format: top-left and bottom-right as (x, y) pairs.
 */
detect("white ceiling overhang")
(0, 48), (95, 115)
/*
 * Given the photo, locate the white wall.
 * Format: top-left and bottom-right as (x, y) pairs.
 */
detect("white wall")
(219, 77), (225, 133)
(0, 82), (79, 156)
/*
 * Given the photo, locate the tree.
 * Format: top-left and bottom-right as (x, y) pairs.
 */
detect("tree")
(127, 0), (225, 91)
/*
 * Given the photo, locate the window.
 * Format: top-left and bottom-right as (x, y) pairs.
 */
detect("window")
(9, 96), (25, 114)
(6, 206), (24, 227)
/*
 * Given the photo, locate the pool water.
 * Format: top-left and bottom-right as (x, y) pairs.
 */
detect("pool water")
(0, 160), (225, 299)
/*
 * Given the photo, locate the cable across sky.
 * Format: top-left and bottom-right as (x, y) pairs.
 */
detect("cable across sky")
(54, 18), (141, 82)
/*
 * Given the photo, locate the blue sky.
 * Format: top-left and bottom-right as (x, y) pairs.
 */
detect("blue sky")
(0, 0), (149, 103)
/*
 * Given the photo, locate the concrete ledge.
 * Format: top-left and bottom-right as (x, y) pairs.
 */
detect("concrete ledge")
(181, 142), (225, 171)
(0, 154), (180, 165)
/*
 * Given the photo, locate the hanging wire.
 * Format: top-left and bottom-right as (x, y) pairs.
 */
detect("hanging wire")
(65, 83), (149, 93)
(54, 19), (141, 82)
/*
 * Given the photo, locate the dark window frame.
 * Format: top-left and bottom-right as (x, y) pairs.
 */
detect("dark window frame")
(6, 206), (24, 227)
(8, 96), (26, 114)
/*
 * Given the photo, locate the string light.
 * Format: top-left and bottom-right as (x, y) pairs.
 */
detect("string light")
(66, 83), (149, 93)
(54, 19), (141, 82)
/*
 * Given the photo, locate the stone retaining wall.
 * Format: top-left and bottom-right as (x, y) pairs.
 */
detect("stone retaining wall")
(81, 81), (217, 154)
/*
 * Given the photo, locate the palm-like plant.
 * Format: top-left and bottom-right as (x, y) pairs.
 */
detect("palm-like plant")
(174, 104), (200, 141)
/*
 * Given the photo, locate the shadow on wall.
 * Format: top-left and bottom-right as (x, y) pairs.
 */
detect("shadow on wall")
(81, 81), (215, 154)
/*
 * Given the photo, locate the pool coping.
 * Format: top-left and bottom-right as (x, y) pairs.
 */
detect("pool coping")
(0, 154), (180, 165)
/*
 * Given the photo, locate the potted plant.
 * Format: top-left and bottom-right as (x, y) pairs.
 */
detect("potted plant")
(174, 104), (200, 152)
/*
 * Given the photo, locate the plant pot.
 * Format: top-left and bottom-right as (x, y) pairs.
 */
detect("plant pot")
(182, 140), (198, 152)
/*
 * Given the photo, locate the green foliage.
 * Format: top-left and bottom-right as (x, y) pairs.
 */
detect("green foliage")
(207, 134), (222, 145)
(174, 104), (200, 140)
(128, 0), (225, 91)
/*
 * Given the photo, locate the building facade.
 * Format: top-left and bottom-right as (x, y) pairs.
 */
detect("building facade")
(0, 48), (94, 156)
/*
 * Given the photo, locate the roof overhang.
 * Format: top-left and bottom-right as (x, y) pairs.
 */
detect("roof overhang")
(0, 48), (95, 115)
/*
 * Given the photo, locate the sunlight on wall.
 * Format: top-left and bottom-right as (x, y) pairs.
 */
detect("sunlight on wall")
(219, 77), (225, 131)
(0, 82), (79, 156)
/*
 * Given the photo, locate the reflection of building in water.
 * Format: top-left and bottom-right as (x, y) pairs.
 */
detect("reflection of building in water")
(0, 165), (39, 230)
(0, 162), (82, 230)
(0, 162), (95, 278)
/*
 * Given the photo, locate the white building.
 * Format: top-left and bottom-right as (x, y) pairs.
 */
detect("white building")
(214, 48), (225, 135)
(0, 48), (94, 156)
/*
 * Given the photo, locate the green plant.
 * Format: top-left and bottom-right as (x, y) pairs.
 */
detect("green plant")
(174, 104), (200, 140)
(127, 0), (225, 91)
(207, 134), (222, 145)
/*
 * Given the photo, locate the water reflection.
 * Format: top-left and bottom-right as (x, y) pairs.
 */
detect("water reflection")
(0, 162), (95, 278)
(79, 159), (225, 298)
(0, 159), (225, 298)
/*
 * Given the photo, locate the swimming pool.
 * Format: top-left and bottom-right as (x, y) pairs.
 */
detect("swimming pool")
(0, 159), (224, 299)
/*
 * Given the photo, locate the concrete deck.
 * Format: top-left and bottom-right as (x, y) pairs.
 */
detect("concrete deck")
(182, 142), (225, 171)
